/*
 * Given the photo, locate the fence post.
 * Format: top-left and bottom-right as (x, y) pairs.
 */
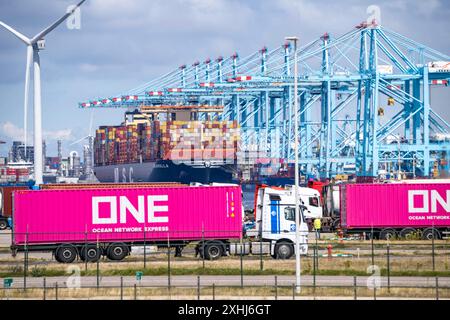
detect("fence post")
(432, 234), (436, 272)
(259, 240), (263, 271)
(435, 277), (439, 300)
(55, 282), (58, 301)
(197, 275), (201, 301)
(24, 231), (28, 290)
(387, 243), (390, 292)
(313, 243), (316, 293)
(167, 237), (171, 290)
(353, 276), (357, 300)
(315, 234), (319, 271)
(143, 229), (147, 269)
(43, 277), (46, 301)
(371, 228), (375, 267)
(96, 243), (100, 289)
(134, 284), (137, 300)
(274, 276), (278, 300)
(202, 227), (205, 270)
(292, 283), (295, 300)
(120, 276), (123, 300)
(240, 244), (244, 288)
(212, 283), (215, 301)
(84, 230), (88, 273)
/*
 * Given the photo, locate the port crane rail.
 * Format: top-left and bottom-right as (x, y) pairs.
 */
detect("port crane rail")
(80, 22), (450, 178)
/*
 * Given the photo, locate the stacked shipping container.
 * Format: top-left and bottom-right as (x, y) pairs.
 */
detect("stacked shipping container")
(94, 120), (239, 166)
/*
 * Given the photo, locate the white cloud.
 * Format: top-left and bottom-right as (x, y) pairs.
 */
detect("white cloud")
(79, 63), (99, 73)
(43, 128), (73, 141)
(0, 121), (73, 142)
(0, 122), (30, 142)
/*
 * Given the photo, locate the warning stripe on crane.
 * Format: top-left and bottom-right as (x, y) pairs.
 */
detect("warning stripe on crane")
(92, 101), (101, 106)
(199, 82), (214, 87)
(112, 97), (122, 103)
(123, 95), (139, 101)
(168, 88), (183, 93)
(81, 102), (91, 108)
(147, 91), (164, 96)
(101, 99), (111, 104)
(431, 80), (448, 85)
(235, 76), (252, 81)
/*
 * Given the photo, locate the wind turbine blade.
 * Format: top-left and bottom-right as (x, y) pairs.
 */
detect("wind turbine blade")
(31, 0), (86, 43)
(23, 45), (33, 158)
(70, 135), (89, 146)
(0, 21), (31, 45)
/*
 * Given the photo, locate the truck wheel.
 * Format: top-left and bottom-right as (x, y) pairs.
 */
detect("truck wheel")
(80, 245), (102, 262)
(0, 220), (7, 230)
(379, 229), (397, 240)
(275, 242), (294, 260)
(399, 228), (417, 239)
(204, 242), (223, 260)
(55, 245), (77, 263)
(421, 228), (441, 240)
(106, 243), (129, 261)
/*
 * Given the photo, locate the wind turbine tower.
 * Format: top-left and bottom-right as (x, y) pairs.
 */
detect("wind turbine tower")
(0, 0), (86, 184)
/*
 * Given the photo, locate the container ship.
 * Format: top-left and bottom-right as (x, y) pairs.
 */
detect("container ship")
(93, 105), (241, 184)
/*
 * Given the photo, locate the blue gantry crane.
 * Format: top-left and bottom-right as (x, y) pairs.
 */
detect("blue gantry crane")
(80, 22), (450, 179)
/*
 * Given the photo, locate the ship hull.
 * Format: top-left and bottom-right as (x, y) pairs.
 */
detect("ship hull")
(94, 160), (237, 184)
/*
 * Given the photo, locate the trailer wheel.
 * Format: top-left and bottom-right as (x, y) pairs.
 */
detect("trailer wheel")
(80, 245), (102, 262)
(106, 243), (129, 261)
(0, 220), (7, 230)
(421, 228), (441, 240)
(379, 229), (397, 240)
(55, 245), (77, 263)
(275, 242), (294, 260)
(399, 228), (417, 240)
(204, 242), (223, 260)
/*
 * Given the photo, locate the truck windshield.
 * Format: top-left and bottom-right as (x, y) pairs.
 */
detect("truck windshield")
(284, 207), (306, 224)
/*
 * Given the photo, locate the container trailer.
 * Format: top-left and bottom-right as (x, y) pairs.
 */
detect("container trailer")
(321, 182), (450, 239)
(10, 184), (309, 263)
(0, 185), (29, 230)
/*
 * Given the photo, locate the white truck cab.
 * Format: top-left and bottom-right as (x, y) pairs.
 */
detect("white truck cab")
(251, 185), (311, 258)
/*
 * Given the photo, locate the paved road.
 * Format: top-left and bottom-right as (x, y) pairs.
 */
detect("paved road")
(4, 275), (449, 289)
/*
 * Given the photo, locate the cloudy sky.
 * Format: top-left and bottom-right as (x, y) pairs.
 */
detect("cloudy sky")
(0, 0), (449, 157)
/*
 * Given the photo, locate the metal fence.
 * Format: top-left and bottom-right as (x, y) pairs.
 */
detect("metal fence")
(0, 275), (449, 300)
(1, 230), (449, 299)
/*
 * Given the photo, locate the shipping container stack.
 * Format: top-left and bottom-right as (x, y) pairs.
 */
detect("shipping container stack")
(140, 122), (160, 161)
(160, 120), (239, 164)
(106, 127), (116, 165)
(115, 126), (128, 164)
(94, 128), (106, 166)
(93, 120), (240, 166)
(127, 125), (139, 163)
(203, 121), (239, 164)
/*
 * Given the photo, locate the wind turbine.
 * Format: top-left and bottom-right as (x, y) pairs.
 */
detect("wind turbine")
(0, 0), (86, 184)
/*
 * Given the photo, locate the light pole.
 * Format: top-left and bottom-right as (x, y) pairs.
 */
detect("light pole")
(286, 36), (301, 293)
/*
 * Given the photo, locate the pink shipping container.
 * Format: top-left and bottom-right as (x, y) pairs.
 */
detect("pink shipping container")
(12, 185), (243, 246)
(340, 183), (450, 229)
